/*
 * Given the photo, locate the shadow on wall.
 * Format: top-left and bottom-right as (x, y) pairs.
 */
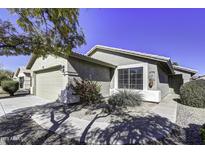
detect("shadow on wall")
(157, 66), (169, 84)
(168, 74), (183, 94)
(68, 57), (113, 82)
(57, 84), (80, 105)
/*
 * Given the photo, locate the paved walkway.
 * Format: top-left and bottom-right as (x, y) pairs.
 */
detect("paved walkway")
(0, 95), (50, 117)
(32, 112), (110, 144)
(151, 94), (179, 123)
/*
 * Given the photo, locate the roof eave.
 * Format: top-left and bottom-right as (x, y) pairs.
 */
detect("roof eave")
(26, 54), (37, 69)
(87, 45), (175, 74)
(26, 52), (116, 70)
(173, 66), (198, 75)
(14, 68), (20, 77)
(70, 52), (116, 69)
(87, 45), (171, 61)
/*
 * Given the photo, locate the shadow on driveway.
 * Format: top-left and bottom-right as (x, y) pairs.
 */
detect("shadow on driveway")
(0, 101), (203, 145)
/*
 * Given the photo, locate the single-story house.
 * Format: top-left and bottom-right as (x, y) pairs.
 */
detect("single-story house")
(13, 67), (31, 90)
(26, 45), (197, 103)
(173, 65), (197, 83)
(193, 75), (205, 80)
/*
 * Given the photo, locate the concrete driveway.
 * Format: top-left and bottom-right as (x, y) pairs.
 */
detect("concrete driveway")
(0, 95), (51, 117)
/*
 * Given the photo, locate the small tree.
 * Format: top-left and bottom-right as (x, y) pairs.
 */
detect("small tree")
(1, 80), (19, 96)
(0, 9), (85, 57)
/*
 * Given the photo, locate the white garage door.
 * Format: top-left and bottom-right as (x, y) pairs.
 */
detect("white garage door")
(35, 68), (65, 101)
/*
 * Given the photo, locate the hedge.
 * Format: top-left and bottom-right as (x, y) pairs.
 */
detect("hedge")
(1, 80), (19, 96)
(0, 74), (11, 86)
(200, 123), (205, 144)
(180, 80), (205, 108)
(108, 90), (143, 108)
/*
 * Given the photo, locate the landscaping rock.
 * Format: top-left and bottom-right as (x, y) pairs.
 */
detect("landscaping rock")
(176, 103), (205, 144)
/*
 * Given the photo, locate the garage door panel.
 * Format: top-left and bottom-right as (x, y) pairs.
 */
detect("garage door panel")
(36, 69), (66, 101)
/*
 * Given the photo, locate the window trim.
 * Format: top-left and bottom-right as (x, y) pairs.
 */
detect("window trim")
(114, 63), (148, 90)
(118, 67), (143, 90)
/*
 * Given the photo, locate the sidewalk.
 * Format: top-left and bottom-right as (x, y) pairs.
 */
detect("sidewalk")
(32, 112), (110, 144)
(151, 94), (179, 123)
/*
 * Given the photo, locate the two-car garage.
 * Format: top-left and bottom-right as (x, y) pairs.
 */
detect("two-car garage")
(34, 66), (67, 101)
(27, 54), (115, 102)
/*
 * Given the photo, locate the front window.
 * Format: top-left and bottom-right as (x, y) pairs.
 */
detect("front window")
(118, 67), (143, 90)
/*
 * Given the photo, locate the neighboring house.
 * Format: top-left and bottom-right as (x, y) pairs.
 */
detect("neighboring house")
(193, 75), (205, 80)
(26, 45), (197, 103)
(199, 75), (205, 80)
(13, 67), (31, 90)
(173, 65), (197, 83)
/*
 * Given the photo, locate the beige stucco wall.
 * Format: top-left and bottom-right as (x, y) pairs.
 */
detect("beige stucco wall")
(31, 55), (68, 71)
(23, 75), (31, 90)
(89, 49), (171, 102)
(90, 49), (168, 92)
(90, 49), (146, 66)
(30, 55), (112, 98)
(67, 57), (112, 97)
(30, 55), (68, 95)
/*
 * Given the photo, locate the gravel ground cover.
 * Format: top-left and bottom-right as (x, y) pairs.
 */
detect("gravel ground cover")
(176, 103), (205, 144)
(69, 102), (157, 123)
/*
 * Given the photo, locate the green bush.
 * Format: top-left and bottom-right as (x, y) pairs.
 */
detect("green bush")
(180, 80), (205, 108)
(200, 124), (205, 144)
(108, 90), (143, 109)
(73, 79), (102, 104)
(1, 80), (19, 96)
(0, 74), (11, 86)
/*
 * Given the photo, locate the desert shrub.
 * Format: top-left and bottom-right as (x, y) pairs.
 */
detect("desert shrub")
(200, 124), (205, 144)
(108, 90), (143, 110)
(1, 80), (19, 96)
(180, 80), (205, 108)
(73, 79), (102, 104)
(0, 74), (11, 86)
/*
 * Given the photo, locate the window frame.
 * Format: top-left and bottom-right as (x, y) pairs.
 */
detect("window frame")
(118, 67), (143, 90)
(114, 63), (148, 91)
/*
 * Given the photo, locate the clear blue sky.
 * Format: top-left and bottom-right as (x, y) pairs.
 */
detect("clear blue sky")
(0, 9), (204, 75)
